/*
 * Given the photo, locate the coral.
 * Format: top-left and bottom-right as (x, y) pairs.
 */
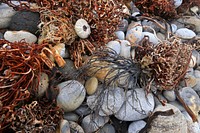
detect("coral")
(134, 0), (178, 20)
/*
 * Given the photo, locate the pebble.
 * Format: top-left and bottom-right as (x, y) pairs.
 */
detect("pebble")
(128, 120), (146, 133)
(169, 100), (186, 112)
(97, 124), (115, 133)
(171, 24), (178, 33)
(69, 121), (85, 133)
(85, 77), (98, 95)
(0, 3), (17, 29)
(148, 104), (188, 133)
(163, 90), (176, 102)
(115, 88), (155, 121)
(0, 32), (3, 39)
(58, 59), (76, 75)
(119, 40), (131, 58)
(192, 50), (200, 67)
(142, 20), (160, 32)
(9, 11), (40, 34)
(182, 111), (200, 133)
(59, 119), (70, 133)
(57, 80), (86, 112)
(141, 32), (160, 45)
(194, 70), (200, 78)
(75, 105), (91, 117)
(126, 22), (143, 44)
(37, 72), (49, 97)
(192, 78), (200, 92)
(156, 32), (165, 41)
(4, 30), (37, 43)
(173, 0), (183, 8)
(106, 41), (121, 54)
(154, 94), (167, 107)
(178, 16), (200, 32)
(189, 54), (197, 68)
(63, 112), (79, 122)
(81, 114), (109, 133)
(117, 19), (129, 32)
(184, 74), (197, 88)
(179, 87), (200, 117)
(115, 31), (125, 40)
(175, 28), (196, 39)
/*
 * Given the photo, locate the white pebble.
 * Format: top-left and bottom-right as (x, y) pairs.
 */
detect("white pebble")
(106, 41), (121, 54)
(175, 28), (196, 39)
(115, 31), (125, 40)
(173, 0), (183, 8)
(119, 40), (131, 58)
(142, 32), (159, 45)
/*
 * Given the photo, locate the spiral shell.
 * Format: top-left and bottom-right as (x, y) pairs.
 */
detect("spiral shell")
(75, 19), (91, 39)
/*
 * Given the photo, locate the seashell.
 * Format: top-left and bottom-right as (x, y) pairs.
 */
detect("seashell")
(75, 19), (91, 39)
(189, 54), (197, 68)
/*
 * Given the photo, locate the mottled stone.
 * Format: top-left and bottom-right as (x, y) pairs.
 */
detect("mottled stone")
(69, 121), (85, 133)
(128, 120), (146, 133)
(148, 104), (188, 133)
(115, 88), (155, 121)
(57, 80), (86, 112)
(81, 114), (109, 133)
(85, 77), (98, 95)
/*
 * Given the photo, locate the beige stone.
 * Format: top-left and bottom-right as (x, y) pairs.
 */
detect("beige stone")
(85, 77), (98, 95)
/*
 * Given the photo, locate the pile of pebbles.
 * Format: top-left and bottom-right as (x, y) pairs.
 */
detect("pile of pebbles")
(1, 1), (200, 133)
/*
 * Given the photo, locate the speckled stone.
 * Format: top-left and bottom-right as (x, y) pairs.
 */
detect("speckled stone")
(148, 104), (188, 133)
(69, 121), (85, 133)
(9, 11), (40, 34)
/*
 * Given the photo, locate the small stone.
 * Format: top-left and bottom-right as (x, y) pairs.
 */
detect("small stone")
(117, 19), (129, 32)
(0, 3), (17, 29)
(115, 88), (155, 121)
(128, 120), (146, 133)
(156, 32), (165, 41)
(69, 121), (85, 133)
(75, 105), (91, 117)
(9, 11), (40, 34)
(97, 124), (115, 133)
(148, 104), (188, 133)
(194, 70), (200, 78)
(141, 32), (159, 45)
(59, 119), (70, 133)
(142, 20), (160, 32)
(169, 100), (185, 112)
(106, 41), (121, 54)
(58, 59), (76, 75)
(175, 28), (196, 39)
(189, 55), (197, 68)
(115, 31), (125, 40)
(4, 30), (37, 43)
(163, 90), (176, 102)
(57, 80), (86, 112)
(192, 78), (200, 92)
(64, 112), (79, 122)
(179, 87), (200, 117)
(173, 0), (183, 8)
(126, 23), (143, 44)
(85, 77), (98, 95)
(178, 16), (200, 32)
(119, 40), (131, 58)
(81, 114), (109, 133)
(37, 72), (49, 97)
(192, 50), (200, 66)
(171, 24), (178, 33)
(185, 75), (197, 88)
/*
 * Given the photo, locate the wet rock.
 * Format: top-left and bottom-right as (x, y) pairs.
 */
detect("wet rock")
(141, 32), (160, 45)
(9, 11), (40, 34)
(57, 80), (86, 112)
(115, 88), (155, 121)
(69, 121), (85, 133)
(81, 114), (109, 133)
(97, 124), (115, 133)
(85, 77), (98, 95)
(163, 90), (176, 102)
(106, 41), (121, 54)
(115, 31), (125, 40)
(4, 30), (37, 43)
(175, 28), (196, 39)
(0, 3), (17, 29)
(148, 104), (188, 133)
(64, 112), (79, 122)
(119, 40), (131, 58)
(179, 87), (200, 117)
(128, 120), (146, 133)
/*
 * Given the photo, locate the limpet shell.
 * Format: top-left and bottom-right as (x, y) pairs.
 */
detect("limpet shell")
(75, 19), (91, 39)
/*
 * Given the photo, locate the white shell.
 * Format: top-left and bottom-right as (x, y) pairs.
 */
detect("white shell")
(75, 19), (91, 39)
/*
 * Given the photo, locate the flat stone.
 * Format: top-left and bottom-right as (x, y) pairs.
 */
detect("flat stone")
(106, 41), (121, 54)
(115, 88), (155, 121)
(175, 28), (196, 39)
(57, 80), (86, 112)
(119, 40), (131, 58)
(9, 11), (40, 34)
(4, 30), (37, 43)
(115, 31), (125, 40)
(97, 124), (115, 133)
(179, 87), (200, 117)
(81, 114), (109, 133)
(64, 112), (79, 122)
(128, 120), (146, 133)
(148, 104), (188, 133)
(85, 77), (98, 95)
(0, 3), (17, 29)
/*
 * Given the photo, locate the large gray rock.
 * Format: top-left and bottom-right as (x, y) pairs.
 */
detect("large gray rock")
(57, 80), (86, 112)
(128, 120), (146, 133)
(148, 104), (188, 133)
(115, 88), (155, 121)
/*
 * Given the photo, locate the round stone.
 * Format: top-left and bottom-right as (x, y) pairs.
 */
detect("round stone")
(173, 0), (183, 8)
(9, 11), (40, 34)
(126, 23), (143, 44)
(115, 31), (125, 40)
(128, 120), (146, 133)
(175, 28), (196, 39)
(119, 40), (131, 58)
(59, 119), (70, 133)
(64, 112), (79, 122)
(85, 77), (98, 95)
(4, 30), (37, 43)
(115, 88), (155, 121)
(57, 80), (86, 112)
(163, 90), (176, 102)
(97, 124), (115, 133)
(106, 41), (121, 54)
(81, 114), (109, 133)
